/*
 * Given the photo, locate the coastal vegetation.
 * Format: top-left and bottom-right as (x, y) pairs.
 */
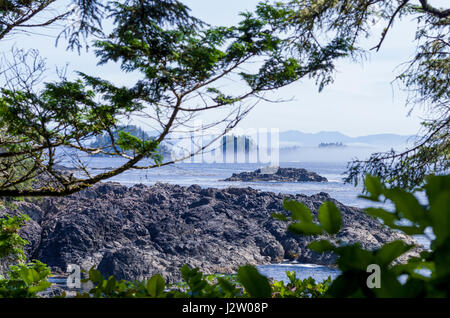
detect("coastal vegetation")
(0, 0), (352, 197)
(0, 212), (330, 298)
(89, 125), (170, 158)
(276, 174), (450, 297)
(0, 0), (449, 299)
(1, 174), (448, 298)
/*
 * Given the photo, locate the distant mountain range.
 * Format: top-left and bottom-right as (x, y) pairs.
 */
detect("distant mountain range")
(137, 128), (415, 152)
(279, 130), (415, 148)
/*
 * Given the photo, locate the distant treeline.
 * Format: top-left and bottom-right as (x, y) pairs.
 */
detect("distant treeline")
(318, 142), (346, 148)
(89, 125), (170, 157)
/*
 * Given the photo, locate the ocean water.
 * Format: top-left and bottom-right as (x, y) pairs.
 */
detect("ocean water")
(83, 159), (370, 207)
(64, 158), (429, 283)
(257, 263), (341, 284)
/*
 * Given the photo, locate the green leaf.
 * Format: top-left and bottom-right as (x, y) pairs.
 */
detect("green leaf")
(104, 276), (117, 295)
(116, 130), (144, 152)
(271, 213), (288, 222)
(147, 274), (166, 297)
(307, 240), (336, 252)
(318, 201), (342, 234)
(429, 191), (450, 247)
(364, 175), (383, 200)
(376, 240), (413, 266)
(89, 268), (104, 285)
(180, 264), (192, 281)
(217, 277), (236, 294)
(384, 188), (427, 225)
(180, 265), (206, 294)
(389, 225), (424, 235)
(237, 265), (271, 298)
(375, 271), (408, 298)
(424, 175), (450, 205)
(358, 195), (382, 202)
(28, 281), (52, 294)
(285, 271), (296, 284)
(18, 268), (39, 285)
(365, 207), (397, 225)
(288, 222), (323, 235)
(283, 199), (313, 222)
(335, 244), (375, 271)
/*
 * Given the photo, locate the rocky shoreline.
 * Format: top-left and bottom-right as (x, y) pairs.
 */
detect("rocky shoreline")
(222, 167), (328, 182)
(1, 182), (418, 283)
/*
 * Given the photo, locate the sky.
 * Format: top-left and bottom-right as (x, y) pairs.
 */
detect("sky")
(183, 0), (428, 137)
(1, 0), (445, 137)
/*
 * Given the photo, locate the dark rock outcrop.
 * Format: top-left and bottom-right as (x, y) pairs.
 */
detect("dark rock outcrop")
(223, 167), (328, 182)
(1, 182), (418, 282)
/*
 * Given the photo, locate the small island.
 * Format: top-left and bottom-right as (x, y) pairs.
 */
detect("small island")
(222, 167), (328, 182)
(318, 142), (346, 148)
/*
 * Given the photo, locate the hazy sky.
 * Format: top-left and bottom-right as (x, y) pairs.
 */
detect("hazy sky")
(183, 0), (430, 137)
(1, 0), (445, 137)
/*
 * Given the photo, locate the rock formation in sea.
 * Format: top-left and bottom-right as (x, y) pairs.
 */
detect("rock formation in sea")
(1, 182), (418, 282)
(222, 167), (328, 182)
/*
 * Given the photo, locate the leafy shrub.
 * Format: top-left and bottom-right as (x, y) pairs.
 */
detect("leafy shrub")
(277, 174), (450, 297)
(0, 260), (52, 298)
(0, 210), (328, 298)
(70, 265), (245, 298)
(271, 271), (330, 298)
(70, 264), (328, 298)
(0, 214), (52, 298)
